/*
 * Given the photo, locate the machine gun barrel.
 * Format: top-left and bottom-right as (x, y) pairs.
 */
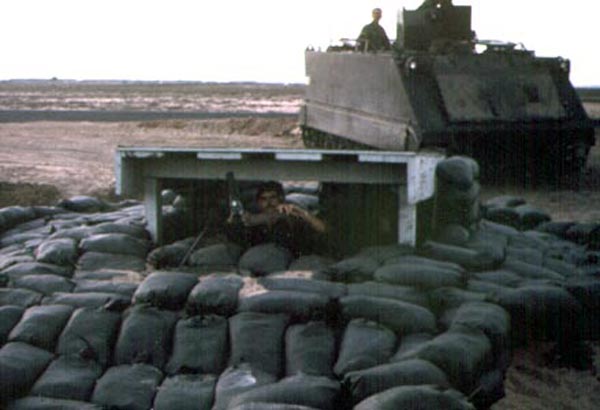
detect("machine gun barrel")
(226, 171), (244, 217)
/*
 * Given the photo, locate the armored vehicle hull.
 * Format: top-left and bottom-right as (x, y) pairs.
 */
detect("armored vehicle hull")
(300, 4), (595, 182)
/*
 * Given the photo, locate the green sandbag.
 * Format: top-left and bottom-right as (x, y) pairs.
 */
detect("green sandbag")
(344, 359), (449, 405)
(394, 328), (493, 394)
(333, 319), (396, 376)
(340, 295), (437, 335)
(354, 384), (475, 410)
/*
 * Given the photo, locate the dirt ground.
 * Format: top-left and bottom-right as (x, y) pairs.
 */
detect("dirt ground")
(0, 82), (599, 408)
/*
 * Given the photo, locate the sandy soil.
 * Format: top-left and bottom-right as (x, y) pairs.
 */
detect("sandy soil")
(0, 83), (599, 408)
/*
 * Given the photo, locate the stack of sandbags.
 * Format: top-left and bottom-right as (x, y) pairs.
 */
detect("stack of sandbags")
(483, 196), (551, 231)
(2, 187), (600, 410)
(433, 156), (482, 244)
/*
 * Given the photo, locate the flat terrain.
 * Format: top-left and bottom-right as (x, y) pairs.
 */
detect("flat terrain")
(0, 81), (599, 409)
(1, 81), (599, 223)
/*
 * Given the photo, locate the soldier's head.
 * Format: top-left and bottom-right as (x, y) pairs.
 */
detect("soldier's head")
(372, 8), (382, 22)
(256, 181), (285, 212)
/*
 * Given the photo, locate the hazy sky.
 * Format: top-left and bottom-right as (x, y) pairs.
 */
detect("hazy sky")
(1, 0), (598, 85)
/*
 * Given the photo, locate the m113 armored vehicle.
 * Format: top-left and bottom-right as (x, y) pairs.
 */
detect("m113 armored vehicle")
(300, 2), (595, 182)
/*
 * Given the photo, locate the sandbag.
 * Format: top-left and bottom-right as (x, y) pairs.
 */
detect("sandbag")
(374, 263), (463, 289)
(478, 221), (517, 240)
(492, 285), (583, 343)
(258, 277), (347, 299)
(344, 358), (450, 405)
(226, 374), (341, 410)
(238, 290), (331, 321)
(79, 233), (150, 258)
(564, 223), (600, 246)
(419, 241), (499, 271)
(466, 279), (511, 295)
(73, 268), (143, 282)
(0, 342), (54, 404)
(428, 287), (488, 314)
(35, 238), (78, 266)
(1, 261), (73, 280)
(9, 304), (74, 351)
(390, 333), (434, 359)
(73, 279), (138, 297)
(542, 257), (578, 277)
(506, 246), (544, 265)
(189, 242), (243, 271)
(0, 288), (43, 307)
(58, 196), (108, 213)
(77, 251), (147, 272)
(354, 384), (475, 410)
(333, 319), (396, 376)
(229, 404), (319, 410)
(6, 397), (104, 410)
(535, 221), (575, 238)
(510, 231), (552, 250)
(213, 364), (278, 410)
(502, 258), (564, 282)
(449, 302), (511, 368)
(48, 226), (93, 241)
(0, 251), (34, 272)
(434, 183), (481, 227)
(341, 295), (437, 335)
(512, 204), (551, 230)
(435, 156), (478, 190)
(165, 315), (228, 375)
(0, 305), (24, 344)
(229, 312), (290, 377)
(357, 244), (415, 264)
(0, 206), (37, 233)
(88, 221), (149, 240)
(91, 364), (163, 410)
(42, 291), (131, 311)
(187, 274), (244, 316)
(133, 271), (198, 310)
(483, 207), (520, 229)
(153, 374), (216, 410)
(285, 321), (336, 377)
(114, 305), (178, 370)
(30, 356), (103, 401)
(13, 274), (74, 295)
(484, 195), (526, 209)
(147, 238), (194, 269)
(319, 255), (380, 283)
(473, 270), (522, 287)
(0, 231), (47, 249)
(56, 307), (121, 367)
(465, 227), (509, 261)
(347, 282), (429, 308)
(435, 224), (471, 246)
(288, 254), (335, 271)
(238, 243), (293, 276)
(394, 328), (493, 394)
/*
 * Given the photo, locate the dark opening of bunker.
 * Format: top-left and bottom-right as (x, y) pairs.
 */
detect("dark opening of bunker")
(154, 179), (433, 258)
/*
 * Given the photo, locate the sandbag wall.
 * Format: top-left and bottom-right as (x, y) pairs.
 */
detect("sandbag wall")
(0, 167), (599, 409)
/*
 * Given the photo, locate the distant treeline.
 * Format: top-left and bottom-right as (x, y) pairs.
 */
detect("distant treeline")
(577, 87), (600, 103)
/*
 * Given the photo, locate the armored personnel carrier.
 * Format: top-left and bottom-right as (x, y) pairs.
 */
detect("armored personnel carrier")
(300, 2), (595, 182)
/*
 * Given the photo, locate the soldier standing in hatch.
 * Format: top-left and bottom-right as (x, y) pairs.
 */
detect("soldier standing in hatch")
(357, 8), (391, 52)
